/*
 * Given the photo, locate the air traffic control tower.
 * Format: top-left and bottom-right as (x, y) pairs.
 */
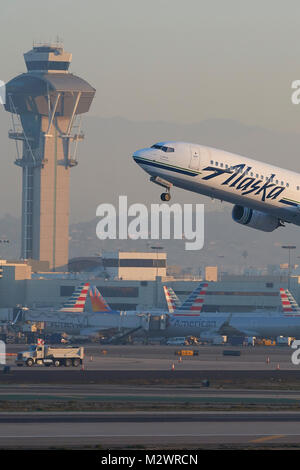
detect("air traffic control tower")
(5, 43), (95, 270)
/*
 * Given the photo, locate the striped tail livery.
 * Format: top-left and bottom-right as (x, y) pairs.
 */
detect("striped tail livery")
(60, 282), (90, 313)
(280, 288), (300, 316)
(164, 282), (209, 316)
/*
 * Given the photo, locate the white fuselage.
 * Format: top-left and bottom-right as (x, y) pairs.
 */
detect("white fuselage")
(24, 308), (300, 339)
(133, 142), (300, 226)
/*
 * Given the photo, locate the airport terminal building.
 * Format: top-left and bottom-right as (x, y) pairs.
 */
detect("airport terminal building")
(0, 252), (296, 321)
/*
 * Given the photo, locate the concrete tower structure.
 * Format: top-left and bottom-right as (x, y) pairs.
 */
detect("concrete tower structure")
(5, 43), (95, 270)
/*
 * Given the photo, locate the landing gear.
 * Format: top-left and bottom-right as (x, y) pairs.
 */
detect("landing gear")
(150, 177), (172, 202)
(160, 192), (171, 202)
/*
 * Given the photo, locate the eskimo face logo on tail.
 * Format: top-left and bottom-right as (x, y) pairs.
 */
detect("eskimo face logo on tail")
(202, 164), (285, 202)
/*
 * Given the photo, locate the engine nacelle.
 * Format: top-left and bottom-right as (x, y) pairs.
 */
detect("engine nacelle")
(232, 205), (282, 232)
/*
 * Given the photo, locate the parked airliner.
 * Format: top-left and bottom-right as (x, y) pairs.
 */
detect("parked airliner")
(133, 142), (300, 232)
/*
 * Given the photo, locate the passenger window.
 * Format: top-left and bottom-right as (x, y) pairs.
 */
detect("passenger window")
(220, 163), (223, 167)
(210, 160), (213, 165)
(286, 183), (289, 187)
(215, 162), (218, 166)
(281, 181), (284, 186)
(297, 186), (300, 191)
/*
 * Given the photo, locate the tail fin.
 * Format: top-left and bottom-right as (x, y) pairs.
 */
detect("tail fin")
(60, 282), (90, 313)
(89, 286), (112, 312)
(163, 286), (181, 313)
(280, 288), (300, 314)
(286, 289), (300, 312)
(174, 282), (209, 316)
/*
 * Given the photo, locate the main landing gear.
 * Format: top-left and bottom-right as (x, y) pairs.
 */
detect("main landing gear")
(160, 192), (171, 201)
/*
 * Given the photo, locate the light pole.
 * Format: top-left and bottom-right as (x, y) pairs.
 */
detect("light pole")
(151, 246), (164, 279)
(151, 246), (164, 308)
(282, 245), (296, 289)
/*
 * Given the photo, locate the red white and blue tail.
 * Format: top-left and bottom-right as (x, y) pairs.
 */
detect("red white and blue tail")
(173, 282), (209, 316)
(60, 282), (90, 313)
(163, 286), (181, 313)
(280, 288), (300, 316)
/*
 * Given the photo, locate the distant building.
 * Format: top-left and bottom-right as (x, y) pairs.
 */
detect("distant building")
(205, 266), (218, 282)
(101, 251), (167, 281)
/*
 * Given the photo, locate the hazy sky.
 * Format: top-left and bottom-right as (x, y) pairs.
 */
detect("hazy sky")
(2, 0), (300, 133)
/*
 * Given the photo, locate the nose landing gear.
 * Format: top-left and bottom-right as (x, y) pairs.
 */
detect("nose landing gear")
(150, 176), (173, 202)
(160, 192), (171, 202)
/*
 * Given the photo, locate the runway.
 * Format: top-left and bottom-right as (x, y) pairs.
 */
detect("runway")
(1, 412), (300, 448)
(2, 344), (300, 448)
(5, 344), (296, 371)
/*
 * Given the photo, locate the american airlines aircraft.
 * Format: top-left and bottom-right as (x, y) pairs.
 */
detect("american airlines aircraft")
(133, 142), (300, 232)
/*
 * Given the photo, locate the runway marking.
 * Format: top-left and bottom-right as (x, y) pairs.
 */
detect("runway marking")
(250, 435), (285, 443)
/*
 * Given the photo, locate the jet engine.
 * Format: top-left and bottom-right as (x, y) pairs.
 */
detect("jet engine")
(232, 205), (283, 232)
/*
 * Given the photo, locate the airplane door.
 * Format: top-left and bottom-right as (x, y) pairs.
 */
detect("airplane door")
(189, 147), (200, 170)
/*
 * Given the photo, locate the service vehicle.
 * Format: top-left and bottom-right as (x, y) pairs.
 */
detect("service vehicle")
(16, 344), (84, 367)
(174, 349), (199, 356)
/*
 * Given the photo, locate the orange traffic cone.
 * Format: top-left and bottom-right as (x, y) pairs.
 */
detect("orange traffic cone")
(266, 357), (270, 364)
(171, 363), (175, 371)
(90, 356), (93, 362)
(276, 363), (280, 370)
(178, 356), (182, 363)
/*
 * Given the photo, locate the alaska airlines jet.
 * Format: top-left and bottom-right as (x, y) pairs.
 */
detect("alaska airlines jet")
(133, 142), (300, 232)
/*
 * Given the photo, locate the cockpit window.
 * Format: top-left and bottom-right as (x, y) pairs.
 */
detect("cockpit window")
(151, 144), (175, 153)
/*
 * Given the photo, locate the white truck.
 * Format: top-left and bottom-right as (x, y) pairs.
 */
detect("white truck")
(16, 344), (84, 367)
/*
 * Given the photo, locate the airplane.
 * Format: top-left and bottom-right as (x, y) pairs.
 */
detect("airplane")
(132, 142), (300, 232)
(163, 283), (209, 315)
(64, 283), (210, 338)
(22, 283), (300, 340)
(21, 282), (92, 334)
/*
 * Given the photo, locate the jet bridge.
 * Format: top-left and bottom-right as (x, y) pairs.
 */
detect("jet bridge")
(141, 313), (168, 332)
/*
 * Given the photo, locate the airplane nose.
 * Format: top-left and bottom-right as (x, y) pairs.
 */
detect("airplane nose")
(132, 148), (152, 163)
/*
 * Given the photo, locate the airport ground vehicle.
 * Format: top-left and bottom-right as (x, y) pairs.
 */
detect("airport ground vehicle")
(175, 349), (199, 356)
(254, 338), (276, 346)
(15, 344), (84, 367)
(166, 337), (187, 345)
(276, 336), (294, 346)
